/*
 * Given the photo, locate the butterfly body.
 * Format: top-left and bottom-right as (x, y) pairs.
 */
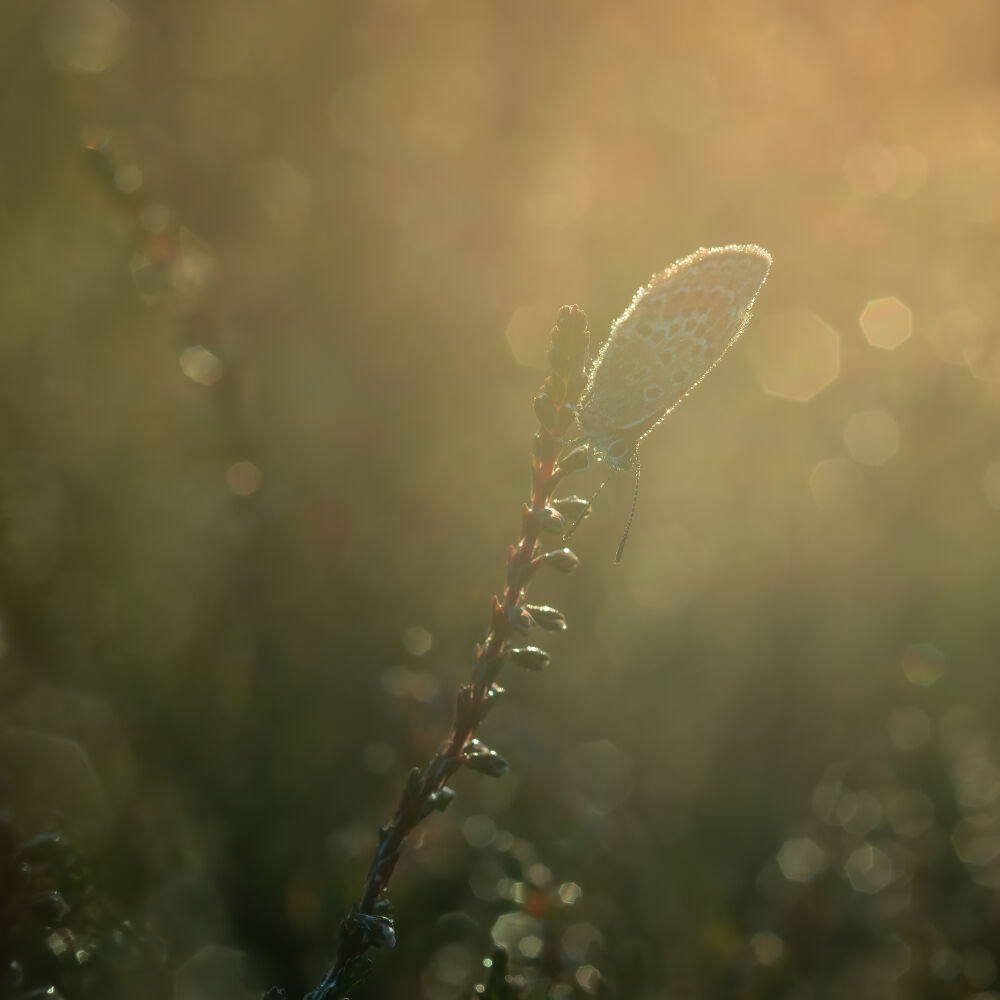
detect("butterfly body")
(577, 244), (772, 470)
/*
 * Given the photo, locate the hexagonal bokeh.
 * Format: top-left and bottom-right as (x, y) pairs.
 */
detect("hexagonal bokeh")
(179, 345), (223, 386)
(776, 836), (827, 883)
(0, 726), (113, 841)
(8, 686), (137, 806)
(748, 308), (841, 402)
(491, 911), (541, 950)
(951, 819), (1000, 871)
(843, 408), (900, 466)
(859, 296), (913, 349)
(504, 302), (557, 369)
(174, 945), (255, 1000)
(422, 942), (477, 997)
(844, 843), (894, 893)
(750, 930), (786, 967)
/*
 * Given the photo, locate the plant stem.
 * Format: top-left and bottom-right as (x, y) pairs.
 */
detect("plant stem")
(304, 305), (590, 1000)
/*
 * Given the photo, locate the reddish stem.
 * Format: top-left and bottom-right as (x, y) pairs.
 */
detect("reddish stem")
(312, 306), (588, 999)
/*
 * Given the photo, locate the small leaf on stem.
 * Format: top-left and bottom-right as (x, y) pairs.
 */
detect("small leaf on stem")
(531, 430), (559, 463)
(399, 767), (423, 813)
(478, 682), (505, 722)
(533, 392), (557, 429)
(506, 605), (535, 635)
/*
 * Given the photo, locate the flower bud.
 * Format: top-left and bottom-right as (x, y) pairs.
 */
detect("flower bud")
(463, 744), (511, 778)
(429, 787), (456, 813)
(508, 646), (551, 671)
(533, 392), (557, 429)
(529, 505), (567, 534)
(478, 683), (505, 722)
(522, 604), (567, 631)
(539, 547), (580, 573)
(549, 305), (589, 379)
(552, 496), (591, 521)
(353, 912), (396, 950)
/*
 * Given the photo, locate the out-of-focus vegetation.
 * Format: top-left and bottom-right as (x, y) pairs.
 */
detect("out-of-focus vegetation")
(2, 1), (1000, 997)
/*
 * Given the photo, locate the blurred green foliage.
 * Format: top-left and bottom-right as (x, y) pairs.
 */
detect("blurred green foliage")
(3, 1), (1000, 998)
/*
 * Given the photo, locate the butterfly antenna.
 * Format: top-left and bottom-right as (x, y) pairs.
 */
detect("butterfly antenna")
(563, 478), (607, 541)
(614, 461), (641, 563)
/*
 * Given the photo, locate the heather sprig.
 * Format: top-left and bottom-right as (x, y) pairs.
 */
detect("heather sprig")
(301, 305), (591, 1000)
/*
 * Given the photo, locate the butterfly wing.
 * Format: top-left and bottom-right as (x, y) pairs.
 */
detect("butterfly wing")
(578, 244), (772, 464)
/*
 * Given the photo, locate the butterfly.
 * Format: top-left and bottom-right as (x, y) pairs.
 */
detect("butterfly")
(577, 244), (772, 469)
(571, 244), (772, 559)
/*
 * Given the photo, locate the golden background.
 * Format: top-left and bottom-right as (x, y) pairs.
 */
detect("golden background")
(3, 1), (1000, 997)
